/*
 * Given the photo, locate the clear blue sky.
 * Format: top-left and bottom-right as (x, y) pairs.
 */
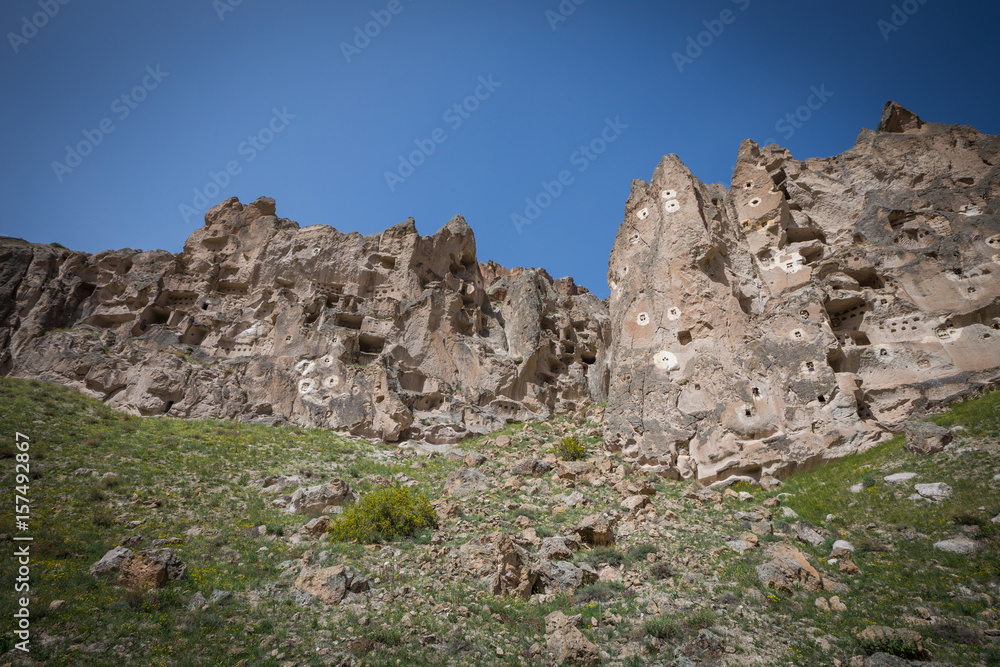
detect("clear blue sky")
(2, 1), (998, 298)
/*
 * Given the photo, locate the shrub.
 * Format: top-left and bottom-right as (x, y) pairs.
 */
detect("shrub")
(628, 544), (657, 561)
(642, 617), (681, 641)
(581, 546), (626, 568)
(856, 626), (923, 659)
(551, 435), (586, 461)
(328, 486), (437, 544)
(573, 582), (623, 603)
(650, 562), (674, 580)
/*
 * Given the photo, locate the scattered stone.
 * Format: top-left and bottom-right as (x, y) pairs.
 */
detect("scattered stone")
(443, 469), (490, 497)
(829, 596), (847, 612)
(89, 547), (133, 577)
(261, 474), (302, 494)
(757, 543), (824, 593)
(933, 536), (978, 555)
(576, 515), (615, 546)
(831, 540), (855, 558)
(538, 536), (578, 561)
(914, 482), (952, 502)
(545, 611), (599, 665)
(208, 590), (232, 605)
(849, 483), (864, 494)
(459, 533), (537, 600)
(904, 420), (952, 455)
(118, 549), (187, 590)
(794, 524), (825, 547)
(48, 600), (65, 612)
(779, 506), (799, 520)
(283, 479), (353, 514)
(301, 515), (331, 537)
(839, 560), (861, 575)
(884, 473), (917, 484)
(621, 495), (650, 514)
(187, 592), (208, 611)
(293, 565), (369, 605)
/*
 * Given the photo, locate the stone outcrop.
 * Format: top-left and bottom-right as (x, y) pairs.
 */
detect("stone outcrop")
(2, 101), (997, 482)
(118, 548), (187, 590)
(0, 199), (609, 441)
(605, 102), (1000, 480)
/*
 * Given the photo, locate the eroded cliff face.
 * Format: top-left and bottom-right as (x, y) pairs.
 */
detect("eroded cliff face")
(604, 102), (1000, 482)
(3, 102), (998, 482)
(0, 197), (610, 441)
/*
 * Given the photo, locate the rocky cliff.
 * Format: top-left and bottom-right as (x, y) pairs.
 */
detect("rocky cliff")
(605, 102), (1000, 482)
(0, 198), (610, 442)
(2, 102), (997, 483)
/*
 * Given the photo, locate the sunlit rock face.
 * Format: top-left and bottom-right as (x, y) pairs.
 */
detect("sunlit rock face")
(604, 102), (1000, 481)
(2, 102), (998, 482)
(0, 197), (610, 441)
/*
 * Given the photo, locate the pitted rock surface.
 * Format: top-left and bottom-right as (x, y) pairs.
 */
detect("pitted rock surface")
(604, 102), (1000, 480)
(0, 199), (609, 441)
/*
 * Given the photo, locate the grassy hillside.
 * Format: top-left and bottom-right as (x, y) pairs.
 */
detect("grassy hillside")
(0, 378), (998, 666)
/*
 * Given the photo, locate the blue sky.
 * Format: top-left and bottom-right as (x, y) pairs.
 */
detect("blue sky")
(2, 0), (998, 298)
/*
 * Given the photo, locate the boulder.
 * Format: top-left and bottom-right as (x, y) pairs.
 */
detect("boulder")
(831, 540), (855, 558)
(756, 543), (824, 593)
(576, 515), (615, 546)
(914, 482), (952, 502)
(293, 565), (369, 605)
(904, 421), (952, 455)
(443, 469), (490, 497)
(90, 547), (133, 577)
(884, 473), (917, 484)
(118, 549), (187, 589)
(933, 536), (978, 555)
(538, 536), (579, 561)
(458, 532), (537, 600)
(284, 479), (353, 515)
(545, 611), (599, 665)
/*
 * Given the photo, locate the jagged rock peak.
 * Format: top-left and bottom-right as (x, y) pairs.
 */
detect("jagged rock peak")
(604, 103), (1000, 483)
(0, 201), (609, 442)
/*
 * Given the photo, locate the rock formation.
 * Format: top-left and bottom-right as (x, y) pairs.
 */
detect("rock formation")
(605, 102), (1000, 481)
(1, 101), (997, 483)
(0, 198), (610, 441)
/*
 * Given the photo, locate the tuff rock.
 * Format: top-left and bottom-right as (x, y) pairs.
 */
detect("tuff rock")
(2, 102), (999, 482)
(603, 101), (1000, 481)
(0, 201), (609, 443)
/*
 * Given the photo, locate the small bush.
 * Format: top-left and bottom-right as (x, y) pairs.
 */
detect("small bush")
(685, 608), (716, 630)
(856, 626), (923, 659)
(581, 546), (626, 568)
(628, 544), (657, 561)
(328, 486), (437, 544)
(573, 582), (623, 603)
(650, 562), (674, 580)
(551, 435), (586, 461)
(642, 617), (682, 641)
